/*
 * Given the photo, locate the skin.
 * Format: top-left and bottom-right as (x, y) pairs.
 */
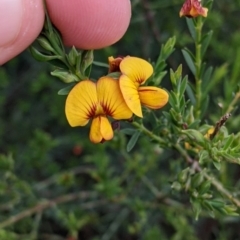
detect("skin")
(45, 0), (132, 49)
(0, 0), (45, 65)
(0, 0), (131, 65)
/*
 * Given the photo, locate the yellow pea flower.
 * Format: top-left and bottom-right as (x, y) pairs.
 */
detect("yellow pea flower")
(119, 57), (169, 117)
(179, 0), (208, 18)
(65, 77), (133, 143)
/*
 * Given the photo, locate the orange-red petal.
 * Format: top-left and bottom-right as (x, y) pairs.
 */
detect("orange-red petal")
(108, 56), (123, 73)
(97, 76), (133, 119)
(65, 80), (97, 127)
(138, 86), (169, 109)
(120, 57), (153, 85)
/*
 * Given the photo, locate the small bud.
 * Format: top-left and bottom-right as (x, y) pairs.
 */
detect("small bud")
(37, 37), (55, 52)
(68, 46), (80, 66)
(81, 50), (94, 73)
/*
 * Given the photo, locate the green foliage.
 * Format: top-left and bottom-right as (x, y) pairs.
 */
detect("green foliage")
(1, 0), (240, 239)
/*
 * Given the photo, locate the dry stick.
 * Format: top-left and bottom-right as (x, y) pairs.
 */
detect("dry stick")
(0, 191), (97, 229)
(210, 113), (231, 140)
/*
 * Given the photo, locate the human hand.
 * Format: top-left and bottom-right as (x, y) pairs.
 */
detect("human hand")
(0, 0), (44, 65)
(46, 0), (131, 49)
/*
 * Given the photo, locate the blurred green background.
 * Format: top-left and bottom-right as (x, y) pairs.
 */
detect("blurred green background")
(1, 0), (240, 239)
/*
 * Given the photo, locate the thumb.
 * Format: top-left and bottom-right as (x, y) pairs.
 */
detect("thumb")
(0, 0), (44, 65)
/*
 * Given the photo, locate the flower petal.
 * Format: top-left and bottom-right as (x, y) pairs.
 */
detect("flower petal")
(120, 57), (153, 85)
(65, 80), (98, 127)
(89, 116), (102, 143)
(108, 56), (123, 73)
(97, 76), (133, 119)
(119, 75), (142, 117)
(100, 116), (114, 141)
(138, 86), (169, 109)
(179, 0), (208, 18)
(89, 116), (113, 143)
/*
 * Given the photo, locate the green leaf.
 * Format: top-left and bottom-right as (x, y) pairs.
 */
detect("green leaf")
(201, 30), (213, 57)
(93, 61), (109, 68)
(170, 69), (177, 86)
(121, 128), (136, 135)
(223, 134), (234, 150)
(186, 83), (196, 105)
(157, 36), (176, 65)
(199, 150), (209, 164)
(127, 131), (141, 152)
(212, 160), (221, 170)
(230, 47), (240, 85)
(29, 46), (61, 62)
(179, 76), (188, 98)
(58, 84), (75, 95)
(51, 70), (78, 83)
(204, 63), (228, 95)
(198, 180), (211, 195)
(202, 66), (213, 91)
(186, 18), (196, 40)
(200, 95), (209, 118)
(168, 92), (178, 107)
(191, 200), (202, 220)
(182, 48), (196, 75)
(152, 70), (167, 85)
(181, 129), (206, 146)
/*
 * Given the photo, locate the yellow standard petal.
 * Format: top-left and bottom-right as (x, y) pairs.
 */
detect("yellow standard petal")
(120, 57), (153, 85)
(89, 116), (113, 143)
(97, 76), (133, 119)
(65, 80), (98, 127)
(138, 86), (169, 109)
(119, 75), (143, 117)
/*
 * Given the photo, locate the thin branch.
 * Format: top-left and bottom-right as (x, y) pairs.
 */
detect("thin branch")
(0, 191), (97, 229)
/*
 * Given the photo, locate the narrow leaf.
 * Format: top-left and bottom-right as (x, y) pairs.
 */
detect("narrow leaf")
(186, 18), (196, 40)
(58, 84), (75, 95)
(127, 131), (141, 152)
(182, 49), (196, 75)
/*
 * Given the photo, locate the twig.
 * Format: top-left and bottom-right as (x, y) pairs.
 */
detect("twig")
(0, 191), (97, 229)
